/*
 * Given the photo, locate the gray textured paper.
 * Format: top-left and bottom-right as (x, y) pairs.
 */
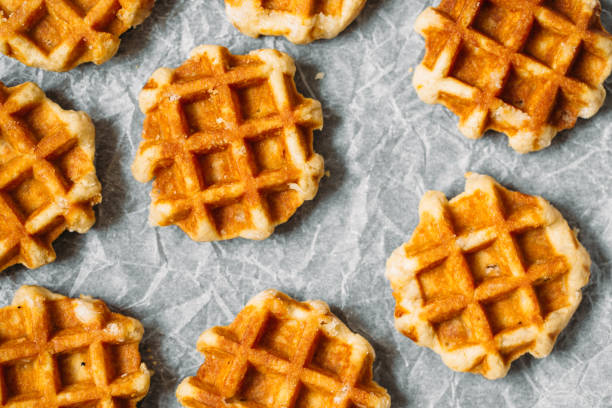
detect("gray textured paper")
(1, 0), (611, 406)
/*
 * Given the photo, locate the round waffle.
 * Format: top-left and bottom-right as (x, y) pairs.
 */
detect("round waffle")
(132, 45), (325, 242)
(413, 0), (612, 153)
(0, 0), (155, 71)
(176, 289), (391, 408)
(224, 0), (367, 44)
(0, 81), (102, 272)
(0, 285), (150, 406)
(386, 173), (591, 379)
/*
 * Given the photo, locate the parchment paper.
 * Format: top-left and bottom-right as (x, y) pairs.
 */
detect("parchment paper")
(1, 0), (611, 406)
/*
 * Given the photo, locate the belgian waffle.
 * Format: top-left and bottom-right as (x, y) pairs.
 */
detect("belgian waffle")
(386, 173), (591, 379)
(413, 0), (612, 153)
(0, 285), (150, 407)
(224, 0), (367, 44)
(0, 81), (102, 272)
(131, 45), (324, 242)
(0, 0), (155, 71)
(176, 290), (390, 408)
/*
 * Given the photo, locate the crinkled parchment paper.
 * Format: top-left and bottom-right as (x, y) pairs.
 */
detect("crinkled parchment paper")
(1, 0), (611, 406)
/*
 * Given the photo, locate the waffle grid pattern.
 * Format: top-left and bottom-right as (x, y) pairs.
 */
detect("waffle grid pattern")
(224, 0), (367, 44)
(132, 45), (324, 242)
(386, 174), (590, 379)
(0, 81), (101, 272)
(177, 290), (390, 408)
(0, 286), (150, 407)
(0, 0), (154, 71)
(413, 0), (612, 153)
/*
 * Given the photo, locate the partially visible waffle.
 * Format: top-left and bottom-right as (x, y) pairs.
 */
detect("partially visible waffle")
(413, 0), (612, 153)
(0, 285), (150, 407)
(0, 0), (155, 71)
(132, 45), (324, 242)
(176, 289), (391, 408)
(386, 173), (591, 379)
(0, 81), (102, 272)
(224, 0), (367, 44)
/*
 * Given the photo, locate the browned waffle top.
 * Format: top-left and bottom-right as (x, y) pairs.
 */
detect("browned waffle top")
(0, 81), (101, 272)
(0, 286), (150, 407)
(386, 173), (591, 379)
(176, 289), (391, 408)
(0, 0), (154, 71)
(224, 0), (367, 43)
(413, 0), (612, 153)
(132, 45), (325, 242)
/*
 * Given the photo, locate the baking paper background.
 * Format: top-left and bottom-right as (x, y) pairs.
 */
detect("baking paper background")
(1, 0), (611, 406)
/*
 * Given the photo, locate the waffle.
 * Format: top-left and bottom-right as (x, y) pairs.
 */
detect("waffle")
(413, 0), (612, 153)
(224, 0), (367, 44)
(0, 285), (150, 406)
(176, 289), (390, 408)
(131, 45), (324, 242)
(386, 173), (591, 379)
(0, 81), (102, 272)
(0, 0), (154, 71)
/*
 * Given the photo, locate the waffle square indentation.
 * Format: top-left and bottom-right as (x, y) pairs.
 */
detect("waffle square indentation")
(482, 290), (530, 335)
(3, 360), (42, 401)
(295, 384), (334, 407)
(234, 80), (279, 120)
(450, 43), (508, 91)
(471, 1), (524, 47)
(308, 332), (351, 379)
(255, 313), (305, 361)
(197, 148), (240, 188)
(247, 131), (286, 175)
(236, 364), (284, 407)
(57, 347), (93, 389)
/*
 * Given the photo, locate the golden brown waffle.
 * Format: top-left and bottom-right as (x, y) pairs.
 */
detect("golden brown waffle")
(131, 45), (324, 242)
(386, 173), (591, 379)
(413, 0), (612, 153)
(224, 0), (367, 44)
(0, 81), (102, 272)
(0, 0), (154, 71)
(0, 285), (150, 406)
(176, 290), (390, 408)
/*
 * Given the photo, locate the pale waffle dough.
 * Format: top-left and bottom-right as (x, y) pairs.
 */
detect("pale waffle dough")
(224, 0), (367, 44)
(0, 285), (150, 407)
(0, 81), (102, 273)
(386, 173), (591, 379)
(0, 0), (154, 71)
(131, 45), (324, 242)
(413, 0), (612, 153)
(176, 289), (391, 408)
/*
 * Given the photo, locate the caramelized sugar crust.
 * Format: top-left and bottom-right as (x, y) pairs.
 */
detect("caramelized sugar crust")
(0, 286), (150, 407)
(0, 0), (154, 71)
(176, 290), (390, 408)
(132, 45), (324, 242)
(224, 0), (366, 43)
(386, 173), (590, 379)
(0, 81), (101, 272)
(413, 0), (612, 153)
